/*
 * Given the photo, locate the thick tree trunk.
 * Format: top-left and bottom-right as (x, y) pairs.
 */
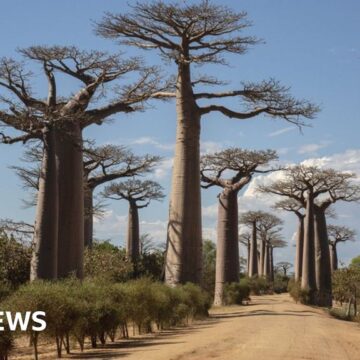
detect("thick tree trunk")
(84, 186), (94, 248)
(330, 244), (338, 273)
(31, 127), (59, 280)
(270, 246), (274, 282)
(295, 216), (304, 282)
(301, 192), (316, 302)
(263, 243), (269, 279)
(214, 189), (239, 306)
(127, 201), (140, 265)
(247, 242), (250, 274)
(57, 122), (84, 279)
(249, 222), (258, 277)
(165, 63), (202, 285)
(259, 237), (266, 277)
(314, 205), (332, 307)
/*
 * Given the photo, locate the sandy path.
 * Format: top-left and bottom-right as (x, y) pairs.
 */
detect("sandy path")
(12, 293), (360, 359)
(109, 293), (360, 360)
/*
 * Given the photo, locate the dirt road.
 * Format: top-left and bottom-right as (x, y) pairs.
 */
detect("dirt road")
(111, 293), (360, 360)
(13, 293), (360, 359)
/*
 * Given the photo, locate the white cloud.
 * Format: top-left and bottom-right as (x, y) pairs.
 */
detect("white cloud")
(131, 136), (174, 151)
(298, 141), (331, 155)
(200, 140), (225, 154)
(154, 157), (174, 179)
(268, 127), (296, 137)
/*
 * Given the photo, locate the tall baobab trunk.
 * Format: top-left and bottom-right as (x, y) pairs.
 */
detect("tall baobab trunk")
(314, 205), (332, 307)
(57, 122), (84, 279)
(269, 246), (274, 282)
(329, 244), (338, 273)
(259, 236), (266, 277)
(165, 63), (202, 285)
(214, 190), (239, 306)
(249, 222), (258, 277)
(31, 127), (58, 280)
(301, 192), (316, 302)
(127, 201), (140, 264)
(247, 241), (250, 274)
(295, 216), (304, 282)
(84, 186), (94, 248)
(263, 243), (269, 279)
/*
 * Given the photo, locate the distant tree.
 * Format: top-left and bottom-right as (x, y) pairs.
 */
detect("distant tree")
(102, 179), (165, 268)
(276, 262), (293, 276)
(274, 199), (304, 282)
(259, 165), (360, 306)
(239, 211), (265, 278)
(256, 213), (283, 279)
(202, 240), (217, 295)
(201, 148), (277, 305)
(239, 231), (251, 274)
(328, 225), (356, 272)
(12, 145), (161, 247)
(97, 1), (319, 285)
(0, 46), (167, 280)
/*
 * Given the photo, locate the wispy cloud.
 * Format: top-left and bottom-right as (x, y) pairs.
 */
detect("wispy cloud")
(298, 141), (331, 155)
(268, 127), (296, 137)
(131, 137), (174, 151)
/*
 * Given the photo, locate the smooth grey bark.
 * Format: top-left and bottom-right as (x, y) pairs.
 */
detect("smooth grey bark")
(84, 187), (94, 248)
(301, 192), (317, 300)
(127, 201), (140, 264)
(214, 190), (239, 306)
(269, 246), (274, 282)
(57, 122), (84, 279)
(30, 127), (59, 280)
(165, 63), (202, 285)
(259, 237), (266, 277)
(263, 243), (269, 279)
(314, 205), (332, 307)
(295, 216), (304, 282)
(329, 243), (338, 273)
(249, 222), (258, 277)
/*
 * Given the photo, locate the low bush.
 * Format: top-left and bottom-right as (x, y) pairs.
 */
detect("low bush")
(223, 282), (250, 305)
(287, 279), (311, 304)
(0, 278), (210, 359)
(246, 277), (273, 295)
(0, 329), (13, 360)
(273, 274), (289, 294)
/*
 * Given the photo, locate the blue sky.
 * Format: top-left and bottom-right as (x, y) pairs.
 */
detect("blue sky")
(0, 1), (359, 266)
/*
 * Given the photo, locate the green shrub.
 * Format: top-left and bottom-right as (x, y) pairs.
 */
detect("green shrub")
(84, 241), (133, 282)
(273, 274), (289, 294)
(287, 279), (311, 304)
(0, 328), (13, 360)
(223, 282), (250, 305)
(246, 277), (273, 295)
(178, 283), (211, 319)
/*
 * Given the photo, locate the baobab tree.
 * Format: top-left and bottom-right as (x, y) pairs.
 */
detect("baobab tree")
(0, 46), (166, 280)
(83, 145), (160, 247)
(240, 211), (267, 277)
(328, 225), (356, 272)
(239, 231), (251, 274)
(200, 148), (277, 304)
(102, 179), (165, 267)
(12, 144), (160, 247)
(256, 213), (283, 279)
(97, 1), (319, 285)
(259, 165), (360, 305)
(268, 236), (287, 282)
(276, 262), (293, 276)
(274, 199), (305, 282)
